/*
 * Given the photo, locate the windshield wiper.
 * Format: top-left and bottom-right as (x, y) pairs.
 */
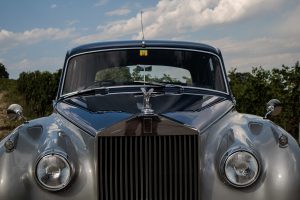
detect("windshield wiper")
(126, 81), (186, 94)
(83, 80), (116, 90)
(151, 83), (186, 94)
(132, 81), (184, 88)
(126, 81), (166, 86)
(59, 87), (109, 101)
(95, 110), (124, 114)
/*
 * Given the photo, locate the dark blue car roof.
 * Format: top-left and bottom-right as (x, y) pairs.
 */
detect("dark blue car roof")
(67, 40), (220, 58)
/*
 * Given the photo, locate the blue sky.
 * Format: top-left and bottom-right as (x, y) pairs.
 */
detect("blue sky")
(0, 0), (299, 79)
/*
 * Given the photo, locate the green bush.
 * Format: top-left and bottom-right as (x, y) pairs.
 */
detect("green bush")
(17, 69), (61, 117)
(229, 62), (300, 140)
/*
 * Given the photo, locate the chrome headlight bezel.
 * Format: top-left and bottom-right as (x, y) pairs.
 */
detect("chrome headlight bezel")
(34, 151), (74, 191)
(220, 148), (261, 188)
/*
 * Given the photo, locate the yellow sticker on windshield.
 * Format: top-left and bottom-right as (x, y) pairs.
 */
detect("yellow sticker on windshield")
(140, 50), (148, 56)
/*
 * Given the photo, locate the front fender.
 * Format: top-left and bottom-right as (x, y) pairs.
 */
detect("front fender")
(199, 111), (300, 200)
(0, 113), (98, 200)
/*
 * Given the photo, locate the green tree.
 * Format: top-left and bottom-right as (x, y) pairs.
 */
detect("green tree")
(0, 63), (9, 78)
(229, 62), (300, 141)
(95, 67), (132, 83)
(17, 69), (62, 117)
(131, 67), (143, 81)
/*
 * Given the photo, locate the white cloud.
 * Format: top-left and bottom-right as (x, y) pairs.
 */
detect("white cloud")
(51, 4), (57, 9)
(207, 35), (300, 71)
(209, 37), (297, 56)
(275, 3), (300, 38)
(73, 0), (299, 72)
(74, 18), (139, 44)
(74, 0), (283, 44)
(7, 57), (63, 79)
(105, 8), (131, 16)
(94, 0), (108, 7)
(205, 2), (300, 71)
(0, 28), (75, 51)
(10, 57), (62, 70)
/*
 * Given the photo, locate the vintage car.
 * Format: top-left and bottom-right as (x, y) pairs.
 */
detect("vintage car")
(0, 40), (299, 200)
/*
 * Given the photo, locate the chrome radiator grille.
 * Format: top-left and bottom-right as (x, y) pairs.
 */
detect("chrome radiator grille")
(98, 135), (199, 200)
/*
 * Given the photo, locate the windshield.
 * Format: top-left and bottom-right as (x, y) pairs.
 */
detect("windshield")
(62, 49), (227, 95)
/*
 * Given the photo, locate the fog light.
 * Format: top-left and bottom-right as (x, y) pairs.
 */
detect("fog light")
(35, 154), (72, 191)
(4, 140), (15, 151)
(223, 150), (259, 187)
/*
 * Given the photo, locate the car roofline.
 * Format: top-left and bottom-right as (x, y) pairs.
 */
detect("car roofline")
(67, 40), (220, 58)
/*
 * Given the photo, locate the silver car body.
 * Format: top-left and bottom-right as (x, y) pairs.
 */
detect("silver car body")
(0, 40), (299, 200)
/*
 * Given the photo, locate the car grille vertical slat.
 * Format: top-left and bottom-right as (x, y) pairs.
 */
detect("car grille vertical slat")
(109, 138), (114, 200)
(169, 136), (173, 200)
(134, 137), (139, 200)
(188, 136), (193, 199)
(163, 136), (167, 200)
(174, 136), (178, 200)
(153, 137), (157, 200)
(184, 136), (188, 200)
(119, 137), (124, 200)
(114, 137), (118, 200)
(99, 138), (104, 200)
(104, 137), (109, 200)
(158, 137), (162, 200)
(145, 136), (149, 200)
(178, 136), (183, 200)
(129, 137), (134, 200)
(148, 136), (153, 200)
(98, 135), (199, 200)
(194, 136), (199, 200)
(140, 137), (144, 199)
(124, 138), (128, 200)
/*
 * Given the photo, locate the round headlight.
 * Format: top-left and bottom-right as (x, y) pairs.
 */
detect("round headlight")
(35, 154), (72, 191)
(223, 150), (259, 187)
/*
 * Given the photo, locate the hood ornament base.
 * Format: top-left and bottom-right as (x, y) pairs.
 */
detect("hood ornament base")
(141, 88), (154, 115)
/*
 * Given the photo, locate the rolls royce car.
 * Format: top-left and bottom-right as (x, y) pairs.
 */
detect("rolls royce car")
(0, 40), (299, 200)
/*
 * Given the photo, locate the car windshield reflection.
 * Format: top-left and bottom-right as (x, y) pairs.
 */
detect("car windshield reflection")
(62, 49), (227, 95)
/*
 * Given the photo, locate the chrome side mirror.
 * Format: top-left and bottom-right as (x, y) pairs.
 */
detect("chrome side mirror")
(7, 104), (24, 121)
(264, 99), (282, 119)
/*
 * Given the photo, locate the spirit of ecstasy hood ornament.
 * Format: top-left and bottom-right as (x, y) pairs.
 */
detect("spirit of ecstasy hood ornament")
(141, 88), (154, 114)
